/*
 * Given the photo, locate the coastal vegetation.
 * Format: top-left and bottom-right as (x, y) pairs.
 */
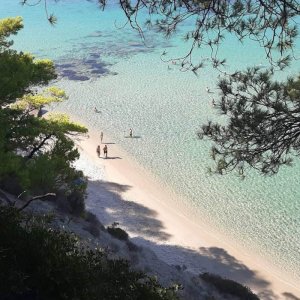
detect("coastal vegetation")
(107, 222), (130, 240)
(0, 205), (179, 300)
(200, 273), (259, 300)
(0, 17), (87, 208)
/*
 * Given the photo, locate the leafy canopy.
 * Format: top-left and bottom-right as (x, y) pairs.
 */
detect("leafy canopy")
(199, 69), (300, 176)
(0, 17), (87, 198)
(0, 17), (23, 48)
(0, 52), (56, 103)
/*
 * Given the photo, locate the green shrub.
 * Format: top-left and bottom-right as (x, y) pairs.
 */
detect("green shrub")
(0, 206), (178, 300)
(107, 225), (129, 241)
(200, 273), (259, 300)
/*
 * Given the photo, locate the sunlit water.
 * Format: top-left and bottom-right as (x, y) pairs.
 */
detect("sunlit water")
(2, 0), (300, 282)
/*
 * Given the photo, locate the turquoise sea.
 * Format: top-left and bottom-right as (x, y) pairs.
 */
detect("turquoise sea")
(2, 0), (300, 284)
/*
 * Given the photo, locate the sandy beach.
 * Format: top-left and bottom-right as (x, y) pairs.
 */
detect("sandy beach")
(73, 125), (300, 300)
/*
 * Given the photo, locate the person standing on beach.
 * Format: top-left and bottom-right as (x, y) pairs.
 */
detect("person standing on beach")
(103, 145), (108, 158)
(100, 131), (103, 143)
(96, 145), (101, 157)
(129, 128), (133, 138)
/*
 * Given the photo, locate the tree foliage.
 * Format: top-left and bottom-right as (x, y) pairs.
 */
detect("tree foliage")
(12, 87), (67, 110)
(0, 205), (179, 300)
(0, 17), (87, 200)
(199, 69), (300, 176)
(0, 17), (23, 48)
(200, 273), (259, 300)
(0, 20), (56, 103)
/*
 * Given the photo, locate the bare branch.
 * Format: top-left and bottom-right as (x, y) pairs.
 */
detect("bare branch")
(17, 193), (56, 211)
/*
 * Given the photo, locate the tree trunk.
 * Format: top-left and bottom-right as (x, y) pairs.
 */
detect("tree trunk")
(27, 134), (52, 159)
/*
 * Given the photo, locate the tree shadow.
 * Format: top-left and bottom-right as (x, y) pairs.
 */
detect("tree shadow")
(85, 178), (299, 299)
(283, 292), (300, 300)
(131, 237), (276, 297)
(86, 179), (171, 241)
(38, 108), (48, 117)
(124, 136), (142, 139)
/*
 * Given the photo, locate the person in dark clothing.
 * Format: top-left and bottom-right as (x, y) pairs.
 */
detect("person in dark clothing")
(103, 145), (108, 158)
(96, 145), (101, 157)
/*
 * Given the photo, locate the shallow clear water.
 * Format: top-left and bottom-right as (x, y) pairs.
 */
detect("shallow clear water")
(2, 0), (300, 282)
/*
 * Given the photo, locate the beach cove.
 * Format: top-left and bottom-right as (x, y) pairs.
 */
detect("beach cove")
(1, 0), (300, 298)
(72, 125), (300, 299)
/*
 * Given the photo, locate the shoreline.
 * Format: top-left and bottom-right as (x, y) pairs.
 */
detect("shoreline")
(71, 120), (300, 299)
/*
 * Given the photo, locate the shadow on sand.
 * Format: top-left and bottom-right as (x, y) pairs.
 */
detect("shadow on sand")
(87, 180), (170, 241)
(282, 293), (300, 300)
(124, 136), (142, 139)
(85, 178), (299, 300)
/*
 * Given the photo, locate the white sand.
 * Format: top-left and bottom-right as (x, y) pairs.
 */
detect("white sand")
(72, 126), (300, 300)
